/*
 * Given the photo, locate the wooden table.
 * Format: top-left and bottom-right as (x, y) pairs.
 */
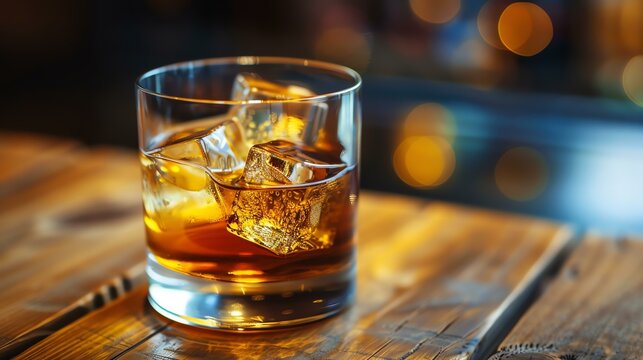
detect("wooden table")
(1, 132), (641, 359)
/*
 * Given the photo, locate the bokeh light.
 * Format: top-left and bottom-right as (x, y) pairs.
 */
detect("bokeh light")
(619, 0), (642, 52)
(477, 0), (506, 50)
(314, 27), (371, 71)
(409, 0), (461, 24)
(622, 55), (643, 106)
(402, 103), (456, 142)
(495, 147), (548, 201)
(594, 59), (628, 97)
(498, 2), (553, 57)
(452, 38), (515, 88)
(393, 136), (455, 188)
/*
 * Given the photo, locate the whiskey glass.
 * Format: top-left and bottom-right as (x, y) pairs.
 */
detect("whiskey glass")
(136, 57), (361, 329)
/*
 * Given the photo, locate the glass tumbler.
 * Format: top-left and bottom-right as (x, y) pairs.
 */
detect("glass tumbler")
(136, 57), (361, 329)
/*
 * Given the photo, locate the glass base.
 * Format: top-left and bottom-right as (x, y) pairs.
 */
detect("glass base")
(147, 252), (355, 330)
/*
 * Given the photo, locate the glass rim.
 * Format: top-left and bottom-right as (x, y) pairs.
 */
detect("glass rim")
(136, 56), (362, 105)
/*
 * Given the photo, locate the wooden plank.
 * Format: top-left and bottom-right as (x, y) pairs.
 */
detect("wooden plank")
(0, 146), (147, 358)
(14, 287), (168, 360)
(0, 132), (81, 197)
(490, 235), (643, 360)
(18, 200), (573, 359)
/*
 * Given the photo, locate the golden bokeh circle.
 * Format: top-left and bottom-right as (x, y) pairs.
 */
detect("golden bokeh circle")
(495, 147), (548, 201)
(402, 103), (456, 142)
(477, 1), (505, 49)
(393, 136), (455, 188)
(409, 0), (461, 24)
(498, 2), (553, 57)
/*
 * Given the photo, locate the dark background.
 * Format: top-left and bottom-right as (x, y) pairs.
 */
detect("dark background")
(1, 0), (642, 233)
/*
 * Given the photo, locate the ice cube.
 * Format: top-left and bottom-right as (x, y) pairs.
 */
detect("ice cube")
(242, 140), (346, 185)
(148, 118), (247, 190)
(200, 119), (247, 175)
(227, 175), (348, 255)
(226, 141), (348, 255)
(230, 73), (328, 146)
(140, 153), (228, 232)
(152, 157), (208, 192)
(158, 133), (208, 166)
(231, 73), (315, 101)
(149, 135), (208, 191)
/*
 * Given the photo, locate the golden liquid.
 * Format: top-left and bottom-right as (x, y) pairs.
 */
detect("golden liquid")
(140, 132), (357, 283)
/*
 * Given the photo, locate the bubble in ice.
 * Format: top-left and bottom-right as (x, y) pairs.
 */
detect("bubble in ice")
(230, 73), (328, 146)
(242, 140), (346, 185)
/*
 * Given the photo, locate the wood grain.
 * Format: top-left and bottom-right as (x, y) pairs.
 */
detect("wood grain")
(0, 132), (80, 197)
(490, 235), (643, 360)
(0, 135), (147, 357)
(17, 200), (573, 359)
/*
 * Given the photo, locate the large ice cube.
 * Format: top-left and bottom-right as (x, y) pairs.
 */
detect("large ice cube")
(149, 118), (247, 190)
(226, 140), (348, 255)
(230, 73), (328, 146)
(242, 140), (346, 185)
(227, 177), (348, 256)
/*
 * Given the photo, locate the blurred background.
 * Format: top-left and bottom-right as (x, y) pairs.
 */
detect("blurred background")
(1, 0), (642, 233)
